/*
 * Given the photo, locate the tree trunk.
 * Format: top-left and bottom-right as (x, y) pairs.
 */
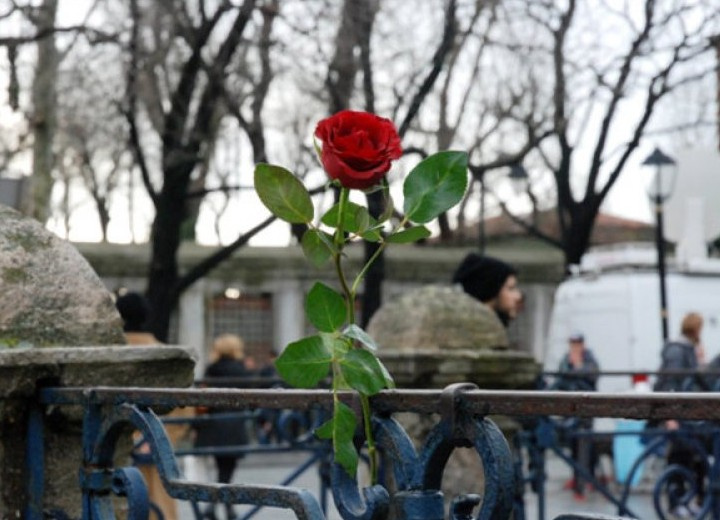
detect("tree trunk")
(146, 173), (189, 341)
(24, 0), (59, 223)
(562, 203), (598, 269)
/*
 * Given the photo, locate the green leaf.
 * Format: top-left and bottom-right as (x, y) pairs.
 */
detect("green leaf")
(360, 227), (382, 242)
(321, 202), (372, 234)
(343, 324), (379, 351)
(375, 357), (396, 389)
(322, 332), (351, 356)
(254, 164), (314, 224)
(301, 229), (334, 267)
(386, 225), (431, 244)
(340, 349), (388, 395)
(315, 401), (358, 477)
(403, 151), (468, 224)
(306, 282), (347, 332)
(275, 335), (331, 388)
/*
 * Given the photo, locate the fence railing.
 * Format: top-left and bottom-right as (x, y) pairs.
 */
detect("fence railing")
(24, 383), (720, 519)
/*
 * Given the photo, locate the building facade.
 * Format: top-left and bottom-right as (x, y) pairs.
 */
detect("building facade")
(77, 242), (565, 377)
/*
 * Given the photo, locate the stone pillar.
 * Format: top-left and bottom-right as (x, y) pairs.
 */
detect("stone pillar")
(0, 205), (196, 517)
(179, 280), (207, 377)
(368, 285), (540, 389)
(272, 280), (305, 353)
(0, 346), (196, 518)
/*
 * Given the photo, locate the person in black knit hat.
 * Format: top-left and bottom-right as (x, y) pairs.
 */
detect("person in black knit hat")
(452, 253), (522, 327)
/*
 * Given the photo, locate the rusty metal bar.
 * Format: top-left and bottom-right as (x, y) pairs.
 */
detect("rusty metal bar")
(40, 386), (720, 421)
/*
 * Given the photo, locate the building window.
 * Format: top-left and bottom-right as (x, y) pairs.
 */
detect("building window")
(209, 292), (273, 365)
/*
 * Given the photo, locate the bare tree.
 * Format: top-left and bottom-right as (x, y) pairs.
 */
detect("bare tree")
(477, 0), (720, 269)
(122, 0), (288, 339)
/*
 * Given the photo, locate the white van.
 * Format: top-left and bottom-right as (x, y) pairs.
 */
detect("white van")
(543, 243), (720, 393)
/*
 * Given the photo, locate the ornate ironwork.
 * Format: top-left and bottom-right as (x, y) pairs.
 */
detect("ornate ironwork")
(24, 386), (720, 519)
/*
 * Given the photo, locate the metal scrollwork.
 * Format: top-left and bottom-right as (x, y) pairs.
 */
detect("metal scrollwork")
(329, 383), (515, 520)
(80, 399), (326, 519)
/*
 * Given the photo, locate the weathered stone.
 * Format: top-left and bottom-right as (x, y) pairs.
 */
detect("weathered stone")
(0, 205), (196, 517)
(0, 345), (196, 518)
(368, 284), (539, 389)
(368, 284), (508, 354)
(0, 204), (125, 348)
(0, 345), (196, 398)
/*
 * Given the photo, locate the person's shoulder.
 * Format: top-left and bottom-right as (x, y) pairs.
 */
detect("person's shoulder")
(585, 349), (600, 363)
(663, 340), (692, 355)
(124, 332), (161, 345)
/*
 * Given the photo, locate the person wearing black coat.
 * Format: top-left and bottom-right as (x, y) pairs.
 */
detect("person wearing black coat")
(552, 333), (601, 499)
(195, 334), (253, 519)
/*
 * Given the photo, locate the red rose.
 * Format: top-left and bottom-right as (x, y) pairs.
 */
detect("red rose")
(314, 110), (402, 190)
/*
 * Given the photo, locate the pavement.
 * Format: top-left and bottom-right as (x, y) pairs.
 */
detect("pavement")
(175, 450), (664, 520)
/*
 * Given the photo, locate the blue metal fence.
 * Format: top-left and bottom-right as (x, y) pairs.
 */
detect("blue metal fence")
(19, 383), (720, 519)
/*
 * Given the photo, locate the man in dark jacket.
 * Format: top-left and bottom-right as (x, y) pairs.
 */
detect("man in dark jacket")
(555, 333), (600, 391)
(553, 333), (601, 499)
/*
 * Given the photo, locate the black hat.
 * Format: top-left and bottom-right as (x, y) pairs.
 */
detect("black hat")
(452, 253), (517, 303)
(115, 292), (151, 332)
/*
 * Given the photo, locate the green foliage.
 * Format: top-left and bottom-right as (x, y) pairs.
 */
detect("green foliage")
(340, 348), (390, 395)
(254, 164), (314, 224)
(255, 148), (467, 481)
(301, 229), (335, 267)
(306, 283), (347, 332)
(274, 335), (331, 387)
(386, 225), (431, 243)
(343, 324), (378, 351)
(322, 202), (382, 241)
(315, 401), (358, 476)
(403, 151), (468, 223)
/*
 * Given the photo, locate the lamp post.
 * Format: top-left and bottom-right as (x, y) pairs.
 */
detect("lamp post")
(508, 163), (529, 194)
(642, 147), (677, 342)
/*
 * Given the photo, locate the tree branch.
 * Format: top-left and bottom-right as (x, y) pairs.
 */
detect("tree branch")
(397, 0), (457, 137)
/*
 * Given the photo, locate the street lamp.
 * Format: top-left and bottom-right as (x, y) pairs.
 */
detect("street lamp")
(508, 163), (529, 195)
(642, 147), (677, 342)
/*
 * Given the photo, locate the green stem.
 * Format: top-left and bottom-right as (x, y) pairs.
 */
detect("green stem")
(350, 217), (408, 295)
(333, 188), (355, 324)
(334, 188), (349, 249)
(360, 393), (377, 485)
